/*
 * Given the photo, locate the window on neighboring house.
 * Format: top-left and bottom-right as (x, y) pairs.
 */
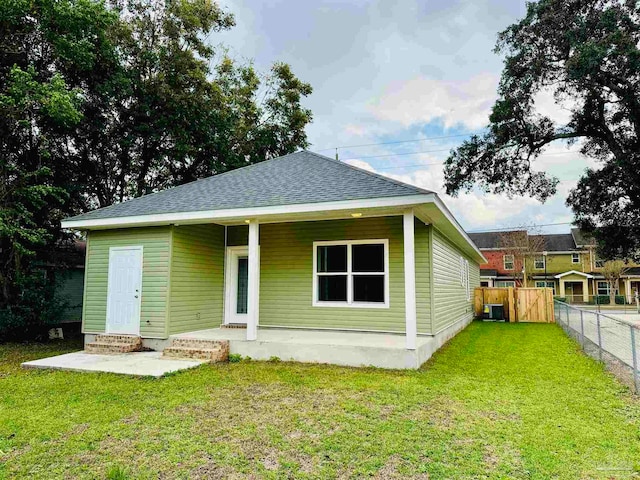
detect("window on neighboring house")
(503, 255), (514, 270)
(534, 255), (546, 270)
(535, 281), (556, 294)
(314, 240), (388, 307)
(596, 281), (612, 296)
(572, 253), (580, 264)
(594, 256), (604, 268)
(495, 280), (516, 288)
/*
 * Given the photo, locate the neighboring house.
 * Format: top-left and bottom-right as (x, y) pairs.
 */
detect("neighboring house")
(467, 230), (527, 288)
(469, 228), (640, 304)
(40, 240), (86, 324)
(60, 151), (484, 369)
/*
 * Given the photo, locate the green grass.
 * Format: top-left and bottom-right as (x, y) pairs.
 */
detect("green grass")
(1, 322), (639, 479)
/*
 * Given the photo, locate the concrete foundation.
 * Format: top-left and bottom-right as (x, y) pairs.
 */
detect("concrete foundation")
(22, 351), (205, 377)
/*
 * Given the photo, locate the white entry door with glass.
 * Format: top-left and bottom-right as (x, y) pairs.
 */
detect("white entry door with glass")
(224, 246), (253, 325)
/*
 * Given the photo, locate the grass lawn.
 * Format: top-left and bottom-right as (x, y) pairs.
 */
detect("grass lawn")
(1, 322), (639, 479)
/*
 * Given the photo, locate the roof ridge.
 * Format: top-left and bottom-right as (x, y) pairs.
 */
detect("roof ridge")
(302, 150), (432, 195)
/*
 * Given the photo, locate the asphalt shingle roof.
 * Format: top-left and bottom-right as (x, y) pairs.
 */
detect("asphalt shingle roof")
(571, 228), (596, 247)
(65, 151), (432, 222)
(531, 234), (577, 252)
(468, 231), (527, 249)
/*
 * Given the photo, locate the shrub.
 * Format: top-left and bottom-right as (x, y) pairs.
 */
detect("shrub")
(615, 295), (626, 305)
(0, 270), (66, 341)
(228, 353), (242, 363)
(595, 296), (610, 305)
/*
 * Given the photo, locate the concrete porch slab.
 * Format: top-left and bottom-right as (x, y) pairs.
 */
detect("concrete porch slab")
(173, 328), (438, 369)
(22, 351), (205, 377)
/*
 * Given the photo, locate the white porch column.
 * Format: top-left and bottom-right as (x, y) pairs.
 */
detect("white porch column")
(246, 219), (259, 341)
(582, 279), (589, 303)
(403, 210), (417, 350)
(625, 278), (632, 304)
(558, 279), (566, 298)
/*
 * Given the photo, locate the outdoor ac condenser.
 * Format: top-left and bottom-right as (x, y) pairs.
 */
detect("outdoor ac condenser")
(483, 303), (505, 321)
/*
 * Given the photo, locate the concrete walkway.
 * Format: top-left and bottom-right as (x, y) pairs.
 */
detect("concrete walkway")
(22, 351), (205, 378)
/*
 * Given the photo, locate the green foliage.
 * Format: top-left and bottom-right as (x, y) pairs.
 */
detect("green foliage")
(443, 0), (640, 260)
(106, 465), (129, 480)
(1, 323), (639, 478)
(0, 0), (312, 336)
(228, 353), (242, 363)
(0, 270), (67, 340)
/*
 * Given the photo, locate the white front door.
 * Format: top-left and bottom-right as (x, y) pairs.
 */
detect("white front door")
(106, 246), (143, 335)
(225, 247), (250, 325)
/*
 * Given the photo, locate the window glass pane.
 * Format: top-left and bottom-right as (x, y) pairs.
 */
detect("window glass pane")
(317, 245), (347, 272)
(318, 275), (347, 301)
(236, 257), (248, 314)
(352, 244), (384, 272)
(353, 275), (384, 303)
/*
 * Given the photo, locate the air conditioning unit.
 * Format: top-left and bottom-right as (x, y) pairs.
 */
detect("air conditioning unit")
(483, 303), (505, 321)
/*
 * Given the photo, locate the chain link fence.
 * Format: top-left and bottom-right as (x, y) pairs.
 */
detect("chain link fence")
(555, 300), (639, 393)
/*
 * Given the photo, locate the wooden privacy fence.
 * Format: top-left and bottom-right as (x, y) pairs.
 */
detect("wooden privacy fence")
(474, 287), (555, 323)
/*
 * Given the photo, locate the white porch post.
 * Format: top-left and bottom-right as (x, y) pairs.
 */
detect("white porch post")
(558, 278), (566, 298)
(625, 278), (632, 304)
(403, 210), (417, 350)
(247, 219), (259, 341)
(582, 279), (589, 303)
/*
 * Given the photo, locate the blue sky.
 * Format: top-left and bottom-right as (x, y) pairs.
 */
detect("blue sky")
(215, 0), (595, 233)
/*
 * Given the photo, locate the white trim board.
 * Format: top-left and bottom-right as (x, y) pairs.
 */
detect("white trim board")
(554, 270), (594, 279)
(62, 194), (434, 229)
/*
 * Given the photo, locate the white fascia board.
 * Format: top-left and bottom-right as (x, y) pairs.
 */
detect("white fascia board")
(431, 194), (487, 263)
(554, 270), (594, 279)
(61, 194), (435, 230)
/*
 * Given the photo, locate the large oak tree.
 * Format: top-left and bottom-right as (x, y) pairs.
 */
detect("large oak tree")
(443, 0), (640, 260)
(0, 0), (312, 335)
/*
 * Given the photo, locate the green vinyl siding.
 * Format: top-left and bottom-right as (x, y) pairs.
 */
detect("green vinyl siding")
(82, 227), (171, 337)
(432, 228), (477, 333)
(168, 224), (225, 334)
(54, 268), (84, 322)
(526, 253), (586, 274)
(258, 216), (431, 333)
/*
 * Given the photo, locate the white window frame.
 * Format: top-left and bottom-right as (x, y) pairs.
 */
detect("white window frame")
(495, 280), (516, 288)
(535, 280), (556, 294)
(596, 281), (611, 296)
(534, 255), (546, 270)
(503, 254), (514, 271)
(312, 239), (389, 309)
(571, 253), (580, 264)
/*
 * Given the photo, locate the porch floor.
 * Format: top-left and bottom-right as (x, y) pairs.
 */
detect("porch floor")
(22, 351), (205, 378)
(172, 328), (437, 369)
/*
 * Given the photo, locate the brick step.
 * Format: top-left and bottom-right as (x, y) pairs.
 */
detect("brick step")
(170, 338), (229, 349)
(162, 339), (229, 362)
(85, 342), (141, 354)
(94, 334), (142, 346)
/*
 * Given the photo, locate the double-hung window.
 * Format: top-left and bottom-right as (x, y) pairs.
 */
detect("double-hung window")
(535, 280), (556, 294)
(313, 240), (389, 307)
(534, 255), (545, 270)
(597, 281), (611, 296)
(571, 253), (580, 264)
(503, 255), (514, 270)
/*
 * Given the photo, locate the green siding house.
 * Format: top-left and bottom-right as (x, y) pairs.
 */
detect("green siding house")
(62, 151), (484, 369)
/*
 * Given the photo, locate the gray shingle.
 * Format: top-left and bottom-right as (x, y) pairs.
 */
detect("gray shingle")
(468, 230), (527, 249)
(65, 150), (432, 222)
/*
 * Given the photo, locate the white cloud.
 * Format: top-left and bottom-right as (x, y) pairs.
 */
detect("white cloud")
(367, 73), (499, 130)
